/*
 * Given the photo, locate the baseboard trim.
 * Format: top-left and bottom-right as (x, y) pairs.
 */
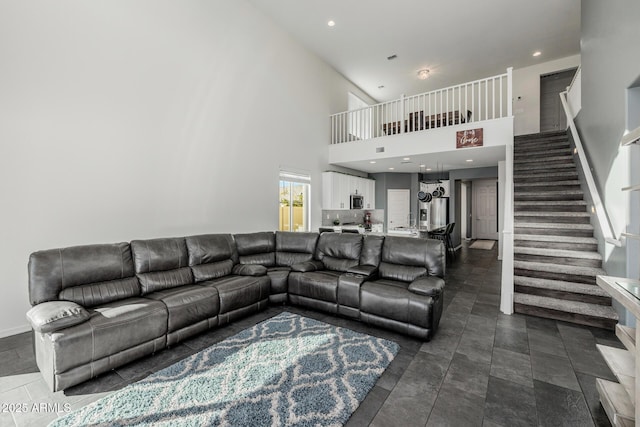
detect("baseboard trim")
(0, 323), (31, 339)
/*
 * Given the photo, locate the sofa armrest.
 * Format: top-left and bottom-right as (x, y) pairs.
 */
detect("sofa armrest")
(26, 301), (91, 333)
(290, 260), (324, 273)
(346, 264), (378, 280)
(232, 264), (267, 276)
(408, 276), (445, 297)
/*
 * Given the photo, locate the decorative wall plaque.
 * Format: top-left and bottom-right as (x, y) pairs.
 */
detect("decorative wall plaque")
(456, 128), (483, 148)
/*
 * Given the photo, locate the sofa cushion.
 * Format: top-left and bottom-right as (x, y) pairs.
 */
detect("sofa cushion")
(145, 285), (219, 332)
(58, 277), (140, 308)
(131, 238), (193, 294)
(288, 270), (341, 303)
(267, 268), (290, 297)
(234, 232), (276, 267)
(275, 231), (318, 266)
(27, 301), (90, 333)
(202, 275), (269, 314)
(48, 297), (167, 374)
(29, 242), (137, 306)
(314, 233), (362, 272)
(185, 234), (237, 282)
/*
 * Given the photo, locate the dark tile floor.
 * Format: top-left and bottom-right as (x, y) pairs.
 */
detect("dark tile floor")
(0, 242), (619, 426)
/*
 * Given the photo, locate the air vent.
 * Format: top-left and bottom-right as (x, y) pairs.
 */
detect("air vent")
(376, 147), (385, 153)
(387, 54), (397, 61)
(401, 161), (412, 164)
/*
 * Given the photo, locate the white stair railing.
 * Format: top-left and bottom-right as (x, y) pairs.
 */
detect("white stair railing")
(330, 68), (513, 145)
(559, 84), (622, 247)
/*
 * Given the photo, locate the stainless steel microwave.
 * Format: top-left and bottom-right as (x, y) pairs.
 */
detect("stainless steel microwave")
(350, 194), (364, 210)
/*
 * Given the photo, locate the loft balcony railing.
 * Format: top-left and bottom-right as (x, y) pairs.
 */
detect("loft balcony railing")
(330, 68), (513, 145)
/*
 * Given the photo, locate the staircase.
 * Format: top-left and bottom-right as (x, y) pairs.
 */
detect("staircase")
(512, 131), (618, 329)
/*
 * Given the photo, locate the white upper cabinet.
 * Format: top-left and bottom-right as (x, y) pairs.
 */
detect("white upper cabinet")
(322, 172), (375, 210)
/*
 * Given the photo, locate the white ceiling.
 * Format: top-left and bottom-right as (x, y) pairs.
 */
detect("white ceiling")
(332, 145), (507, 174)
(247, 0), (580, 103)
(247, 0), (580, 174)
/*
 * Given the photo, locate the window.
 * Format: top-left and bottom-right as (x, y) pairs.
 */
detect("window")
(279, 171), (310, 232)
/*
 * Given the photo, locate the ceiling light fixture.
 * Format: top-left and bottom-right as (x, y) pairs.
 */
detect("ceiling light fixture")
(466, 159), (473, 162)
(426, 168), (432, 171)
(533, 51), (541, 57)
(388, 167), (395, 170)
(417, 69), (430, 80)
(327, 20), (335, 27)
(403, 157), (410, 161)
(419, 164), (426, 168)
(369, 161), (376, 164)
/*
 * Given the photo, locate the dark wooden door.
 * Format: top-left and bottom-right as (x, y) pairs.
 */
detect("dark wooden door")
(540, 68), (577, 133)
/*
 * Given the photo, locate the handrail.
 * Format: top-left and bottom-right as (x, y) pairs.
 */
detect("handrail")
(559, 90), (622, 247)
(500, 142), (514, 315)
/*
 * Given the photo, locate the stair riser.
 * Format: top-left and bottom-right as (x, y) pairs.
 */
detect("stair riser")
(514, 254), (601, 268)
(515, 285), (612, 306)
(514, 204), (586, 212)
(514, 175), (578, 183)
(515, 216), (590, 224)
(514, 268), (596, 285)
(515, 149), (571, 158)
(513, 240), (598, 252)
(515, 185), (582, 192)
(514, 157), (574, 165)
(515, 194), (584, 201)
(515, 135), (568, 143)
(515, 160), (575, 167)
(514, 227), (593, 237)
(514, 304), (616, 330)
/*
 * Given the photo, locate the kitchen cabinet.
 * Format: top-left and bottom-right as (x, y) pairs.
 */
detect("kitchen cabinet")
(322, 172), (375, 210)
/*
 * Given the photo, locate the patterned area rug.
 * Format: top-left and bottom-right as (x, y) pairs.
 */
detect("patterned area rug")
(469, 240), (496, 250)
(50, 312), (398, 427)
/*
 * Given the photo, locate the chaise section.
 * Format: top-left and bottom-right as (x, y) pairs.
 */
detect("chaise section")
(131, 237), (219, 346)
(360, 237), (445, 340)
(27, 243), (168, 392)
(186, 234), (269, 325)
(288, 233), (362, 314)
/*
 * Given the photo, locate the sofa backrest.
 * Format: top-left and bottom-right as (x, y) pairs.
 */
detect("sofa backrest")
(131, 237), (193, 295)
(28, 242), (139, 307)
(275, 231), (318, 267)
(314, 233), (362, 272)
(234, 232), (276, 267)
(359, 235), (385, 267)
(378, 236), (445, 282)
(185, 234), (237, 282)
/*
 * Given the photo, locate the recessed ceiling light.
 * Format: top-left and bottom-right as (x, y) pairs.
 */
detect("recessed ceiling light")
(369, 161), (376, 164)
(419, 164), (426, 168)
(417, 69), (430, 80)
(327, 20), (335, 27)
(466, 159), (473, 162)
(403, 157), (410, 161)
(533, 51), (541, 57)
(426, 168), (432, 171)
(388, 167), (395, 170)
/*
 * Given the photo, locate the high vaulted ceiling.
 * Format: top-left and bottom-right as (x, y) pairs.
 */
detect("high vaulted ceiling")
(247, 0), (580, 104)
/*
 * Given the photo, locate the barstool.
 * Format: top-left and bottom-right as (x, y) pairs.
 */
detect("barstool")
(429, 223), (456, 262)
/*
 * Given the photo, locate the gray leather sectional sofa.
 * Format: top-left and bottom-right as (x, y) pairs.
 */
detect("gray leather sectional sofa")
(26, 231), (445, 391)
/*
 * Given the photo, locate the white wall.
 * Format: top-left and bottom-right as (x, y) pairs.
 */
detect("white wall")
(0, 1), (373, 337)
(512, 55), (581, 135)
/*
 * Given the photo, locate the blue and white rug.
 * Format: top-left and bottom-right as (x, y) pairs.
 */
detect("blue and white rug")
(50, 312), (399, 426)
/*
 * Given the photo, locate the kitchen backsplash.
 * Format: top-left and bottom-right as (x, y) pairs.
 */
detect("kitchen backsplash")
(321, 209), (384, 226)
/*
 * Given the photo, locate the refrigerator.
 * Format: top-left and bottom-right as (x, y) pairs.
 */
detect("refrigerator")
(419, 198), (449, 231)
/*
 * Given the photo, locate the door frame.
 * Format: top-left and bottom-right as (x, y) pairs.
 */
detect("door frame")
(472, 179), (499, 240)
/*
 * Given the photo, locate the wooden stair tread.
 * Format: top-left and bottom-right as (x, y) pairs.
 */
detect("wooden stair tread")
(514, 246), (602, 260)
(514, 276), (611, 296)
(514, 293), (618, 320)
